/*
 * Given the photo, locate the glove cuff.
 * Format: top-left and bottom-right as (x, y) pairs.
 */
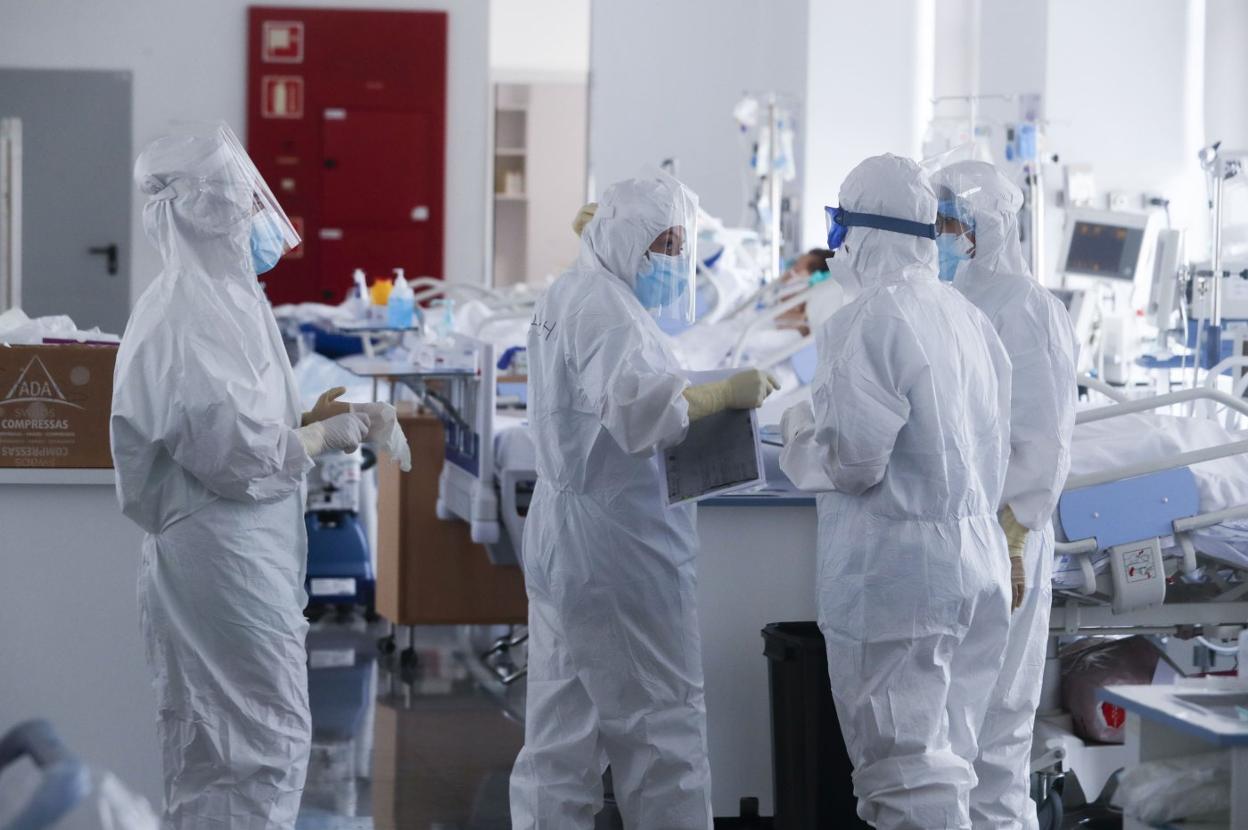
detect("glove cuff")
(684, 381), (730, 422)
(296, 422), (325, 457)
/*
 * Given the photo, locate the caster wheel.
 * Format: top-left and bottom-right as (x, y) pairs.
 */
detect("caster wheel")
(378, 635), (397, 655)
(1036, 788), (1063, 830)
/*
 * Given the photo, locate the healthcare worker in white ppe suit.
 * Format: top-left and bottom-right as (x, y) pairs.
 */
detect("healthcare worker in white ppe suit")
(780, 154), (1014, 830)
(510, 169), (777, 829)
(111, 122), (385, 829)
(932, 160), (1077, 830)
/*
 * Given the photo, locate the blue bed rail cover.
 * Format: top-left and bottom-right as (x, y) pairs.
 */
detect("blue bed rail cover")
(1059, 467), (1200, 550)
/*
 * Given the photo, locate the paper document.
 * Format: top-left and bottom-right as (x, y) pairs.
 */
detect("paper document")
(662, 372), (765, 505)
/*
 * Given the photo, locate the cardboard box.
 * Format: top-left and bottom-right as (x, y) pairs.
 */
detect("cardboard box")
(0, 344), (118, 469)
(376, 413), (527, 625)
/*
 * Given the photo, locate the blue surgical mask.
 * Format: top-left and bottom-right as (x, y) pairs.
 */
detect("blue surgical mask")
(935, 233), (973, 282)
(634, 252), (687, 310)
(250, 210), (285, 275)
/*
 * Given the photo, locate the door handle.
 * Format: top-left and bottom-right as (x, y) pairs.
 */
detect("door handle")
(88, 244), (119, 276)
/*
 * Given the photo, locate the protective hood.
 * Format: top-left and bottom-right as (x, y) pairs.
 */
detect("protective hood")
(932, 162), (1077, 531)
(134, 121), (299, 285)
(837, 154), (938, 285)
(578, 169), (699, 294)
(932, 160), (1028, 285)
(113, 124), (309, 535)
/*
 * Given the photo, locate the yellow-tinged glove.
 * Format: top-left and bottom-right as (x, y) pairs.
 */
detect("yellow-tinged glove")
(302, 387), (351, 426)
(1009, 554), (1026, 613)
(999, 505), (1029, 611)
(572, 202), (598, 237)
(683, 369), (780, 421)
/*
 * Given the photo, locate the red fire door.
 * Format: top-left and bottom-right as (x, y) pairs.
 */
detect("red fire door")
(246, 7), (447, 305)
(318, 109), (441, 301)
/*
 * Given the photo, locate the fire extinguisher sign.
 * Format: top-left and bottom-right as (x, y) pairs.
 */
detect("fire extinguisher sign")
(261, 21), (304, 64)
(261, 76), (304, 119)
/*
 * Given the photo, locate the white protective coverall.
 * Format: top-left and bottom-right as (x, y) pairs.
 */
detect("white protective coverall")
(779, 154), (1014, 830)
(933, 160), (1078, 830)
(509, 172), (712, 829)
(112, 124), (314, 829)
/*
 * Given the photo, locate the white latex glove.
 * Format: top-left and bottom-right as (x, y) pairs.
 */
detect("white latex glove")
(350, 401), (412, 472)
(778, 401), (835, 491)
(297, 412), (371, 457)
(781, 401), (815, 445)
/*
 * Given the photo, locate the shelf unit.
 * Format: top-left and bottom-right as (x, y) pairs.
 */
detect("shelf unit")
(489, 78), (587, 287)
(492, 83), (528, 285)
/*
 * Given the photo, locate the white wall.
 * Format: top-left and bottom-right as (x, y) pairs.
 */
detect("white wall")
(933, 0), (979, 102)
(802, 0), (934, 248)
(1044, 0), (1207, 270)
(589, 0), (808, 228)
(1206, 0), (1248, 151)
(958, 0), (1207, 282)
(527, 82), (588, 281)
(0, 0), (490, 310)
(490, 0), (590, 77)
(974, 0), (1046, 164)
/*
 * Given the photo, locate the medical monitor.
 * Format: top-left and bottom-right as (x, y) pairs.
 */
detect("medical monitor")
(1059, 207), (1157, 310)
(1060, 209), (1150, 281)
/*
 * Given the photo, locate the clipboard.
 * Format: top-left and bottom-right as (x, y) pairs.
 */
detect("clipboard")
(661, 371), (766, 506)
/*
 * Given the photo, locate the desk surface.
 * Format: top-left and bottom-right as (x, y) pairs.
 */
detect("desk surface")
(338, 355), (476, 379)
(335, 322), (420, 334)
(0, 468), (115, 486)
(703, 490), (816, 507)
(1101, 683), (1248, 746)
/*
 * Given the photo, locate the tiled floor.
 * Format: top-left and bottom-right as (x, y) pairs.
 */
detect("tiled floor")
(297, 621), (525, 830)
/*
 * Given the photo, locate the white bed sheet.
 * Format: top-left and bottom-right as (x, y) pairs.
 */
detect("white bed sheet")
(487, 400), (1248, 592)
(1055, 412), (1248, 589)
(494, 414), (535, 475)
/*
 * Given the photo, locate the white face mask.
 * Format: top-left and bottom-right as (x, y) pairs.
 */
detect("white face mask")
(825, 254), (865, 304)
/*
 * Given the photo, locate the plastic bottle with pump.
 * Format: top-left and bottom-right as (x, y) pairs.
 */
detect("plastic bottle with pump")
(428, 298), (455, 342)
(387, 268), (416, 329)
(351, 269), (369, 319)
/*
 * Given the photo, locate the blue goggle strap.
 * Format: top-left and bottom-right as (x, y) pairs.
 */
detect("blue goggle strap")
(826, 206), (937, 249)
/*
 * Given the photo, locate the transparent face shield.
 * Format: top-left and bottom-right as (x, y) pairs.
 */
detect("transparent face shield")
(933, 182), (977, 282)
(211, 123), (301, 257)
(634, 172), (699, 328)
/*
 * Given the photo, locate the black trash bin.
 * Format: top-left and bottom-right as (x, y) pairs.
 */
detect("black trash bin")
(762, 621), (869, 830)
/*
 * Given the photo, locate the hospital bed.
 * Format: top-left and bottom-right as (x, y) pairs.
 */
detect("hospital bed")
(663, 277), (834, 396)
(1036, 386), (1248, 807)
(426, 334), (528, 568)
(437, 361), (1248, 809)
(431, 294), (830, 572)
(1053, 386), (1248, 626)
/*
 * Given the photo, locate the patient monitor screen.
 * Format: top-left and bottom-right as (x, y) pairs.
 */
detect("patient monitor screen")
(1065, 221), (1145, 280)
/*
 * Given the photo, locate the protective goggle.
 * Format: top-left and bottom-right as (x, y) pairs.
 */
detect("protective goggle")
(824, 205), (937, 251)
(936, 198), (976, 238)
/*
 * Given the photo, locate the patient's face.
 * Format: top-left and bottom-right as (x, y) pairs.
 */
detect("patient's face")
(784, 253), (826, 282)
